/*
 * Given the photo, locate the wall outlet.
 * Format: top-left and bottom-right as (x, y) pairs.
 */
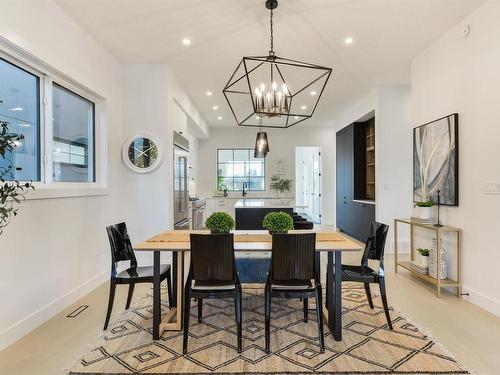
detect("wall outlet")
(482, 182), (500, 194)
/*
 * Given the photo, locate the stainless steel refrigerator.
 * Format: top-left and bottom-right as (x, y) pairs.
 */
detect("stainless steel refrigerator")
(173, 132), (190, 230)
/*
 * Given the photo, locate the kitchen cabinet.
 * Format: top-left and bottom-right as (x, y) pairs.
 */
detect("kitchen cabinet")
(353, 201), (375, 242)
(336, 120), (376, 242)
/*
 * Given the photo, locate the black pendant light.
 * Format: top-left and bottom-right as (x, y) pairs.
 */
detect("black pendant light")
(223, 0), (332, 129)
(254, 131), (269, 158)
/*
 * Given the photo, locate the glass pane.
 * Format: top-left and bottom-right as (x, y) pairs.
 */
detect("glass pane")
(232, 162), (248, 177)
(0, 58), (40, 181)
(217, 163), (233, 177)
(234, 149), (250, 162)
(52, 83), (95, 182)
(233, 177), (246, 191)
(249, 177), (265, 191)
(219, 177), (234, 191)
(218, 149), (233, 162)
(249, 161), (264, 176)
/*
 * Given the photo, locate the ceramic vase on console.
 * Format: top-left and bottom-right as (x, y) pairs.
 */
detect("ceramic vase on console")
(418, 206), (432, 221)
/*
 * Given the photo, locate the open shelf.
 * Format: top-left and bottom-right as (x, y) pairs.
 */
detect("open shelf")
(397, 261), (459, 287)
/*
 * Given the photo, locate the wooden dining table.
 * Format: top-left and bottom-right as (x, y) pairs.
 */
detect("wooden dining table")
(134, 230), (362, 342)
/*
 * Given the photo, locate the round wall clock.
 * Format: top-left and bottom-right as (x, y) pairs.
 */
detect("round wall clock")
(122, 134), (163, 173)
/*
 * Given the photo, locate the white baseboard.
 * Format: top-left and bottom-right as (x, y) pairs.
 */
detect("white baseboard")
(0, 271), (108, 351)
(461, 285), (500, 318)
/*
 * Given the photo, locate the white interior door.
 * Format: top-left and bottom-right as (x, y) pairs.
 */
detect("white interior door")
(295, 147), (322, 224)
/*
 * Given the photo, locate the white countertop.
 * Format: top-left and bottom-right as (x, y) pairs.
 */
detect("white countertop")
(210, 196), (295, 199)
(234, 199), (294, 208)
(353, 199), (376, 205)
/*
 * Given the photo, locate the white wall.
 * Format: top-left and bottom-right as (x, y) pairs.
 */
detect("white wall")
(334, 86), (412, 250)
(0, 4), (209, 350)
(411, 0), (500, 316)
(0, 0), (123, 350)
(120, 64), (207, 265)
(198, 126), (336, 225)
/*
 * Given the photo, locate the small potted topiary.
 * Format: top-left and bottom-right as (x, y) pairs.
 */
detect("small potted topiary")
(415, 200), (434, 221)
(416, 248), (430, 268)
(262, 211), (294, 234)
(205, 211), (235, 234)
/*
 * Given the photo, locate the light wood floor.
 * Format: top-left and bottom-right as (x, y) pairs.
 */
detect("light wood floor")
(1, 253), (499, 375)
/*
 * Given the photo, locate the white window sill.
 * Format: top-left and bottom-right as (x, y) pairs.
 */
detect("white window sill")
(26, 184), (110, 200)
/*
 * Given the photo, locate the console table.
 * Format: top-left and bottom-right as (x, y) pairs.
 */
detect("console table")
(394, 218), (462, 297)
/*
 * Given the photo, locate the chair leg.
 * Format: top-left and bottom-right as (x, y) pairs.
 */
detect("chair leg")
(364, 283), (374, 309)
(379, 278), (393, 330)
(125, 284), (135, 310)
(315, 285), (325, 353)
(166, 269), (173, 308)
(198, 299), (203, 323)
(182, 287), (191, 354)
(235, 286), (243, 353)
(303, 298), (308, 323)
(264, 285), (271, 353)
(103, 280), (116, 331)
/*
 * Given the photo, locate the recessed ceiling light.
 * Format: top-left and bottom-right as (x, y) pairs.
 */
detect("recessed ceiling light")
(212, 105), (218, 110)
(10, 107), (23, 111)
(310, 91), (317, 96)
(301, 105), (307, 110)
(182, 38), (191, 46)
(344, 37), (353, 45)
(255, 116), (261, 119)
(206, 91), (212, 96)
(218, 116), (222, 120)
(294, 116), (299, 120)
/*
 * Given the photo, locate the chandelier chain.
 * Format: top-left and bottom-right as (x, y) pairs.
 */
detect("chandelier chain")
(270, 8), (274, 53)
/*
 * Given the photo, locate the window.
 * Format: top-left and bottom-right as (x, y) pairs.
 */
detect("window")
(0, 46), (104, 198)
(52, 83), (95, 182)
(217, 149), (265, 191)
(0, 58), (40, 181)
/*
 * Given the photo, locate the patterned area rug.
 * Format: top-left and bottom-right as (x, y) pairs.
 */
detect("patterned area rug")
(68, 284), (468, 374)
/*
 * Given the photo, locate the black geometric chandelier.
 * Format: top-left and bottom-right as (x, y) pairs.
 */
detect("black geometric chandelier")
(223, 0), (332, 129)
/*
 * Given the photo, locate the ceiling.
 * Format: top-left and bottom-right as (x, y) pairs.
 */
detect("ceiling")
(56, 0), (484, 128)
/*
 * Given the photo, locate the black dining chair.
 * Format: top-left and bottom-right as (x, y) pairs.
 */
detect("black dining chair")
(327, 222), (392, 330)
(183, 233), (242, 354)
(104, 222), (172, 331)
(265, 232), (324, 353)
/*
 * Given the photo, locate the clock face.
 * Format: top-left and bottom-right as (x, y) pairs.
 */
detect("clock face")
(123, 135), (162, 173)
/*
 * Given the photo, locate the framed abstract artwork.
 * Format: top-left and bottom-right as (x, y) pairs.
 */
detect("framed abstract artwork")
(413, 113), (459, 206)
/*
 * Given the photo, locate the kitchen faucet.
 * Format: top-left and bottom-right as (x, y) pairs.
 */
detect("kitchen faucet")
(242, 182), (247, 196)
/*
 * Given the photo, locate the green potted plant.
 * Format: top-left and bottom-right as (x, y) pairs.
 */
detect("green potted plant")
(415, 200), (434, 221)
(0, 118), (34, 235)
(205, 211), (235, 233)
(262, 211), (294, 234)
(269, 175), (292, 197)
(416, 248), (430, 268)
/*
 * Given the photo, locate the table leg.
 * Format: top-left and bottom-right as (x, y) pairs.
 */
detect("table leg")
(153, 251), (161, 340)
(172, 251), (178, 307)
(333, 251), (342, 341)
(326, 252), (333, 314)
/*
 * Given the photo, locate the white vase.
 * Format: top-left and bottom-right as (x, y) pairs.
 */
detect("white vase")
(418, 206), (432, 221)
(418, 254), (429, 268)
(429, 247), (447, 279)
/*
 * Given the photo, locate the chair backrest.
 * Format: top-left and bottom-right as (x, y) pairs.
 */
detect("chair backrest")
(361, 222), (389, 264)
(270, 233), (317, 282)
(106, 223), (137, 275)
(190, 233), (235, 282)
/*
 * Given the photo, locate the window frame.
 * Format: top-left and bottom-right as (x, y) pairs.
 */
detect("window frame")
(0, 42), (108, 199)
(216, 148), (266, 192)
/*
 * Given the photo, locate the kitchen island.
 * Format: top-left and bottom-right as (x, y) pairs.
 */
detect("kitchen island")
(234, 199), (294, 230)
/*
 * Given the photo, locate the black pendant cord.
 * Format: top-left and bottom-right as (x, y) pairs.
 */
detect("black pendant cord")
(270, 8), (274, 54)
